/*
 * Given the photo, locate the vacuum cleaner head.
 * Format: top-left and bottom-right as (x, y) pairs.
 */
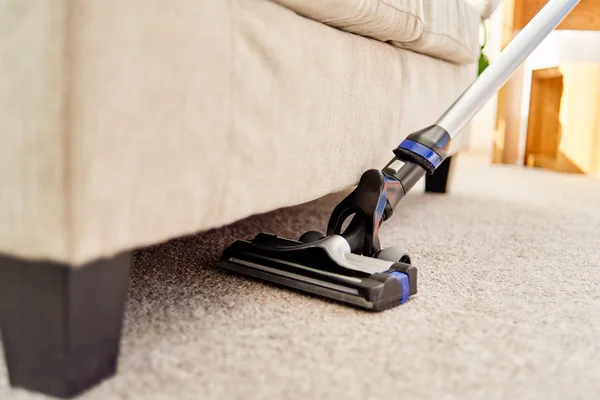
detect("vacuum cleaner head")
(218, 233), (417, 311)
(217, 0), (582, 311)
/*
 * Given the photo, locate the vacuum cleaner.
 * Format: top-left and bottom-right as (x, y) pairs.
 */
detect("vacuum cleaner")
(218, 0), (581, 311)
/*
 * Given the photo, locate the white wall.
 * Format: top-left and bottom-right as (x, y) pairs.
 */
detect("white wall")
(468, 6), (504, 153)
(467, 6), (600, 159)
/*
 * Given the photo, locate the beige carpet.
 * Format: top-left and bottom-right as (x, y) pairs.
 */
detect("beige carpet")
(2, 155), (600, 399)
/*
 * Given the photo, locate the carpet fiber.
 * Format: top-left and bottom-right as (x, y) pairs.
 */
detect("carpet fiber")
(2, 155), (600, 399)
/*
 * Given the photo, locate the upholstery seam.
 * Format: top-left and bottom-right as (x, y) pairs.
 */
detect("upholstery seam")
(62, 0), (74, 263)
(333, 9), (424, 42)
(227, 0), (235, 218)
(414, 29), (478, 60)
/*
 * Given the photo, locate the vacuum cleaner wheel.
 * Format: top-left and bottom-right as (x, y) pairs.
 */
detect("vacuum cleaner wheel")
(298, 231), (326, 243)
(375, 247), (411, 264)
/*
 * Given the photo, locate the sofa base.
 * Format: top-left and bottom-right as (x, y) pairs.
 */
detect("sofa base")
(425, 156), (455, 194)
(0, 252), (131, 398)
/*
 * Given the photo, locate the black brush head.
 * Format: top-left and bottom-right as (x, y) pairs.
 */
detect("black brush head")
(218, 233), (417, 311)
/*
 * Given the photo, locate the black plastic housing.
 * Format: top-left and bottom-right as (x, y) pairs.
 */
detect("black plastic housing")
(218, 233), (417, 311)
(393, 125), (452, 174)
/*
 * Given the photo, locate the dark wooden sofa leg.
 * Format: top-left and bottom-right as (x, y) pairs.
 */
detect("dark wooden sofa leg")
(425, 155), (455, 193)
(0, 252), (131, 398)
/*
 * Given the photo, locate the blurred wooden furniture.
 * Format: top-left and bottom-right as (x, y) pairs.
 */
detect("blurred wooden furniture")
(524, 64), (600, 175)
(493, 0), (600, 164)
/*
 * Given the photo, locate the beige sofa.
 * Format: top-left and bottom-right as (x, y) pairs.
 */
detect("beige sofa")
(0, 0), (500, 397)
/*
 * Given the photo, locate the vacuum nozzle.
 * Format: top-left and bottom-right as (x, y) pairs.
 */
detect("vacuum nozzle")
(218, 233), (417, 311)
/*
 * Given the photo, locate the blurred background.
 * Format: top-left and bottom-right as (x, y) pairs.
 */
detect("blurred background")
(470, 2), (600, 177)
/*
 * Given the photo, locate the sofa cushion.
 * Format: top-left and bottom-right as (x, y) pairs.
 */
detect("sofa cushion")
(273, 0), (483, 65)
(394, 0), (482, 64)
(272, 0), (424, 43)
